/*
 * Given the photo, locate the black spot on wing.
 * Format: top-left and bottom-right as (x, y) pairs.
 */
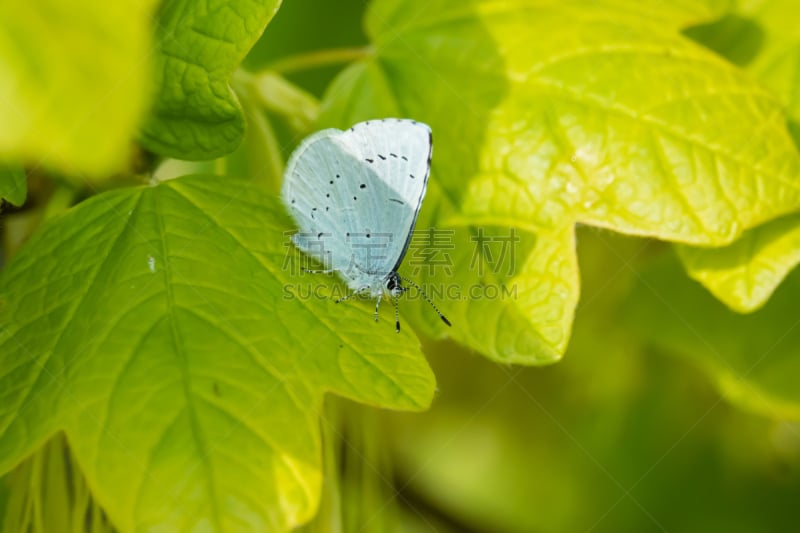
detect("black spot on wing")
(401, 155), (408, 161)
(378, 154), (386, 160)
(365, 158), (374, 163)
(360, 184), (366, 189)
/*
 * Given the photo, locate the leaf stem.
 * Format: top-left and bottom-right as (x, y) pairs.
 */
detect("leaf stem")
(266, 46), (372, 75)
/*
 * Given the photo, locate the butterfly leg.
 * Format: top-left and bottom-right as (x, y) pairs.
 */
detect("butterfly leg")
(335, 286), (369, 304)
(392, 295), (401, 333)
(374, 296), (382, 322)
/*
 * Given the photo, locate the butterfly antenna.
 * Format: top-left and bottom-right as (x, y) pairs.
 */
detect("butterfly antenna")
(303, 267), (334, 274)
(392, 294), (401, 333)
(398, 276), (452, 327)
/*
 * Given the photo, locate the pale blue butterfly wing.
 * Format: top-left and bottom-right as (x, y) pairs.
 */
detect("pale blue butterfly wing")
(282, 119), (432, 297)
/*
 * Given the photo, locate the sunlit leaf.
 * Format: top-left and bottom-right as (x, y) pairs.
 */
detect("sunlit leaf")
(680, 0), (800, 312)
(0, 175), (433, 531)
(316, 0), (800, 363)
(677, 214), (800, 312)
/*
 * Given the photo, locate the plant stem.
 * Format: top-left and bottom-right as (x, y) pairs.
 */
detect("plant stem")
(266, 47), (371, 75)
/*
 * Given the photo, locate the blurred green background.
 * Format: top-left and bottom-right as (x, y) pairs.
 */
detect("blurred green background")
(317, 228), (800, 532)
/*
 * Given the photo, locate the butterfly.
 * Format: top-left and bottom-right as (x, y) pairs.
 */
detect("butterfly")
(282, 118), (451, 332)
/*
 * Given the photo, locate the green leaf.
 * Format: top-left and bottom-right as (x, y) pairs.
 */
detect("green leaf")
(0, 0), (157, 177)
(317, 0), (800, 363)
(679, 0), (800, 312)
(677, 214), (800, 312)
(0, 166), (26, 206)
(624, 250), (800, 419)
(0, 175), (434, 531)
(140, 1), (283, 160)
